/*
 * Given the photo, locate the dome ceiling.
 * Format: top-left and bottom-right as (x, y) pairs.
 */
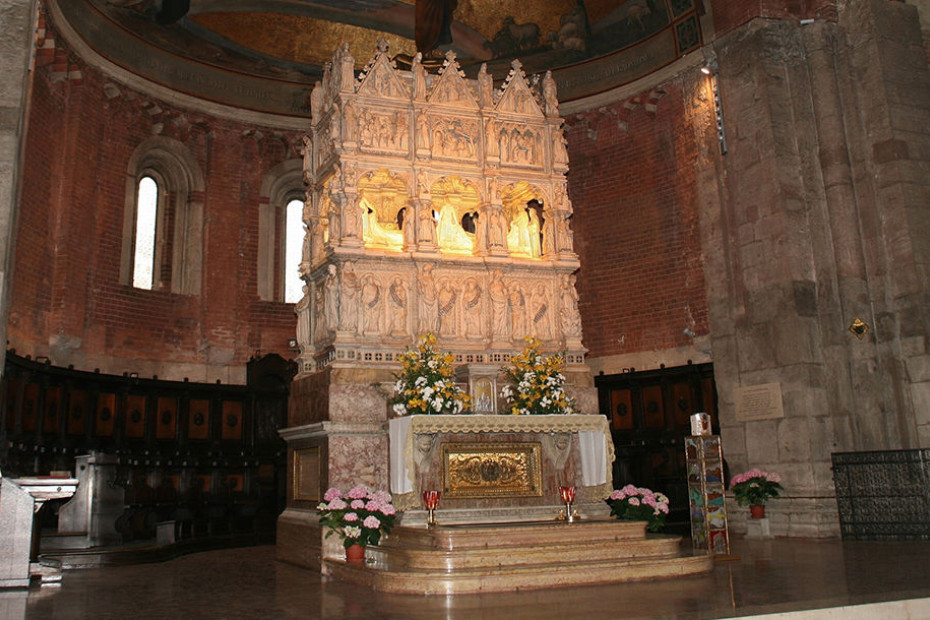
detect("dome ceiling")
(58, 0), (706, 117)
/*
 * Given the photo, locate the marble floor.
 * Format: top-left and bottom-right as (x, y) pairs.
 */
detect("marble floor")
(5, 537), (930, 620)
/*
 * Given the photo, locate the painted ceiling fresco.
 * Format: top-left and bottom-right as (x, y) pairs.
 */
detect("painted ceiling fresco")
(67, 0), (705, 114)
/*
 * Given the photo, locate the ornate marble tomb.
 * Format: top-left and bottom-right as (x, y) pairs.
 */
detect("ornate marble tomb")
(277, 42), (595, 570)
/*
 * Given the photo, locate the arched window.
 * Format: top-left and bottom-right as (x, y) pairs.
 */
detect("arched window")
(284, 198), (305, 303)
(258, 159), (306, 303)
(132, 176), (159, 289)
(121, 137), (204, 294)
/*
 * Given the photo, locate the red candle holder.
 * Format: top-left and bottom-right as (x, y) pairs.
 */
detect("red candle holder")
(422, 490), (441, 526)
(559, 485), (577, 523)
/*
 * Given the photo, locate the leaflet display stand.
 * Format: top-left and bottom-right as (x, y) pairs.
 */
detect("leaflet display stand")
(685, 435), (730, 555)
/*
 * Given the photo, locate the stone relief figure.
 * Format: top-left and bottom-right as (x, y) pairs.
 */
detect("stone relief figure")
(417, 200), (436, 247)
(474, 208), (488, 254)
(542, 217), (556, 256)
(488, 206), (507, 250)
(343, 195), (363, 241)
(388, 277), (408, 336)
(438, 279), (458, 337)
(343, 101), (356, 142)
(462, 278), (483, 339)
(313, 283), (328, 343)
(324, 192), (341, 245)
(485, 118), (500, 158)
(509, 286), (526, 339)
(532, 284), (552, 340)
(412, 52), (427, 101)
(507, 206), (541, 258)
(556, 211), (574, 253)
(402, 202), (417, 249)
(478, 63), (493, 108)
(295, 284), (311, 348)
(323, 264), (339, 334)
(338, 42), (355, 93)
(542, 70), (559, 117)
(489, 269), (510, 339)
(339, 262), (360, 331)
(301, 135), (312, 174)
(553, 127), (569, 166)
(416, 111), (430, 150)
(361, 198), (404, 249)
(361, 274), (382, 335)
(417, 263), (439, 333)
(436, 204), (475, 253)
(560, 273), (582, 337)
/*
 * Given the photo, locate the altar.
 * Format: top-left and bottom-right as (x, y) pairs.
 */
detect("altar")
(388, 414), (613, 520)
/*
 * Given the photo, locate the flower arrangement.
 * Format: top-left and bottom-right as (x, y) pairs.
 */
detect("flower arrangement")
(730, 468), (783, 506)
(317, 485), (397, 549)
(500, 338), (574, 415)
(390, 334), (470, 416)
(605, 485), (670, 532)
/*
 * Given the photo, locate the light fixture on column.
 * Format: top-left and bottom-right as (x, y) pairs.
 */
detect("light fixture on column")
(848, 318), (869, 340)
(702, 59), (727, 155)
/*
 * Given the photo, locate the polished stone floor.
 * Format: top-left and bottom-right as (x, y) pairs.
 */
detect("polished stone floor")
(5, 537), (930, 619)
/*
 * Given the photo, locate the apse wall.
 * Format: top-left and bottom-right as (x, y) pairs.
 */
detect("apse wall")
(566, 77), (711, 376)
(10, 32), (301, 384)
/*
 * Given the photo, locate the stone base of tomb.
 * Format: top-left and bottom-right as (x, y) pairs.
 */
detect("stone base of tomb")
(322, 518), (713, 594)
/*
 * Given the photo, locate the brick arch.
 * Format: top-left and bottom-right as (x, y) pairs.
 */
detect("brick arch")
(258, 158), (305, 301)
(120, 136), (205, 295)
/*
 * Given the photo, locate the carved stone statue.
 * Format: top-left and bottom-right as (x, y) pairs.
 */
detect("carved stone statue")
(417, 200), (436, 247)
(412, 52), (427, 101)
(436, 204), (475, 253)
(361, 274), (382, 335)
(489, 270), (509, 339)
(323, 264), (339, 334)
(531, 284), (551, 340)
(509, 287), (526, 339)
(438, 279), (458, 337)
(417, 264), (438, 333)
(543, 70), (559, 117)
(478, 63), (493, 108)
(339, 262), (360, 332)
(462, 278), (483, 339)
(560, 273), (581, 338)
(507, 207), (541, 258)
(388, 277), (408, 335)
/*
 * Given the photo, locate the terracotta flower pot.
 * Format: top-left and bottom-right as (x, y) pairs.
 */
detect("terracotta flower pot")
(345, 543), (365, 563)
(750, 504), (766, 519)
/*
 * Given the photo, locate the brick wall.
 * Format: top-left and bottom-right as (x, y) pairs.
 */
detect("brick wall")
(9, 36), (301, 383)
(566, 82), (709, 362)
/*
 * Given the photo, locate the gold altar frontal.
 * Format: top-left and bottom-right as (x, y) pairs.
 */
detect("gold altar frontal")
(389, 414), (614, 519)
(323, 518), (714, 594)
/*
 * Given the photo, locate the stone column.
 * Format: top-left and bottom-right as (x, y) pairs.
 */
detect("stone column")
(0, 0), (37, 383)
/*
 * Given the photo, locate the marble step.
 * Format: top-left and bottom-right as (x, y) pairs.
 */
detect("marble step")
(371, 534), (684, 570)
(323, 519), (714, 594)
(325, 551), (714, 595)
(379, 518), (649, 551)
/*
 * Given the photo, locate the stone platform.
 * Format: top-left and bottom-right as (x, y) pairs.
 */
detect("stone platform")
(323, 518), (713, 594)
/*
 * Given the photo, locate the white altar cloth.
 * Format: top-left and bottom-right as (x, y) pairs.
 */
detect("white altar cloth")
(388, 414), (614, 495)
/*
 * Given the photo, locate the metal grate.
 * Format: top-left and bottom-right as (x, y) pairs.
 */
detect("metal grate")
(832, 450), (930, 540)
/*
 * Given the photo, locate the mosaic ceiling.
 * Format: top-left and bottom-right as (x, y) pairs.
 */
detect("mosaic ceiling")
(62, 0), (706, 116)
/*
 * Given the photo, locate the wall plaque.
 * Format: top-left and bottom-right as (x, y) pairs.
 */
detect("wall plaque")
(441, 442), (542, 499)
(734, 383), (785, 422)
(293, 447), (321, 502)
